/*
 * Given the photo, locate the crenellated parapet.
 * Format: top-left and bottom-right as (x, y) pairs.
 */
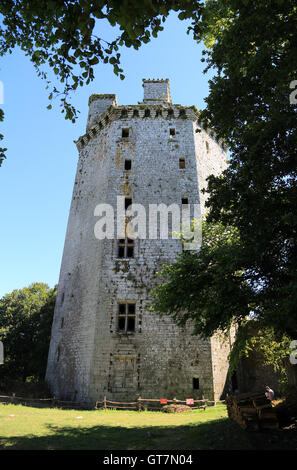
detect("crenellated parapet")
(75, 103), (226, 152)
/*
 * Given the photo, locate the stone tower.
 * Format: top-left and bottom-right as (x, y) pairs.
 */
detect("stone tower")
(46, 79), (232, 406)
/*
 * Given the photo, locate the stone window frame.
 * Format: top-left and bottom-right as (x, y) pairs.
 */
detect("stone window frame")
(122, 127), (129, 138)
(124, 159), (132, 171)
(169, 127), (176, 138)
(110, 354), (137, 391)
(116, 301), (136, 334)
(117, 238), (135, 258)
(125, 196), (132, 211)
(179, 158), (186, 169)
(193, 377), (200, 390)
(181, 196), (189, 206)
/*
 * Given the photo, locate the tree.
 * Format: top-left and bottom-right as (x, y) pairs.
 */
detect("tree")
(0, 283), (56, 382)
(152, 1), (297, 340)
(228, 322), (294, 393)
(0, 0), (202, 166)
(151, 220), (252, 338)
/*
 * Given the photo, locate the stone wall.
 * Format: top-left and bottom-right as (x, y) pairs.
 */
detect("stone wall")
(142, 78), (171, 104)
(46, 80), (230, 406)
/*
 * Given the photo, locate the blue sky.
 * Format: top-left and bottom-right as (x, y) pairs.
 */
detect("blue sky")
(0, 12), (214, 297)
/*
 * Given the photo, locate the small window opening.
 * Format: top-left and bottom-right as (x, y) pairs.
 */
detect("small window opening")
(117, 302), (136, 333)
(122, 128), (129, 138)
(57, 346), (61, 363)
(179, 158), (186, 169)
(206, 141), (209, 153)
(170, 128), (175, 138)
(118, 238), (134, 258)
(125, 197), (132, 211)
(193, 377), (200, 390)
(125, 159), (132, 171)
(181, 197), (189, 205)
(61, 317), (64, 329)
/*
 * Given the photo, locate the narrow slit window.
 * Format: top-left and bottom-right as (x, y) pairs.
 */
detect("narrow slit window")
(193, 377), (200, 390)
(117, 302), (136, 333)
(206, 141), (209, 153)
(125, 197), (132, 211)
(56, 346), (61, 363)
(170, 128), (175, 138)
(179, 158), (186, 169)
(117, 238), (134, 258)
(122, 128), (129, 138)
(181, 197), (189, 205)
(125, 159), (132, 171)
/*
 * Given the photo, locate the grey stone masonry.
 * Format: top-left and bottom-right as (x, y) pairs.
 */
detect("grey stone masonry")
(142, 78), (171, 104)
(87, 94), (117, 130)
(46, 79), (231, 406)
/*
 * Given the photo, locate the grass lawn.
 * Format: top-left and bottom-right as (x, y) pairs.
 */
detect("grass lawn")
(0, 403), (296, 450)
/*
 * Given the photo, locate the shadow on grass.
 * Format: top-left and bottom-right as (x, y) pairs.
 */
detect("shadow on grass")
(0, 417), (257, 450)
(2, 414), (297, 451)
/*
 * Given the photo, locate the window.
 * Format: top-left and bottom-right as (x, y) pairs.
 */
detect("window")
(61, 317), (64, 329)
(118, 238), (134, 258)
(181, 197), (189, 205)
(117, 302), (136, 333)
(193, 377), (200, 390)
(125, 197), (132, 211)
(56, 346), (61, 362)
(206, 141), (209, 153)
(122, 128), (129, 138)
(112, 356), (136, 390)
(124, 159), (132, 171)
(169, 128), (175, 138)
(179, 158), (185, 169)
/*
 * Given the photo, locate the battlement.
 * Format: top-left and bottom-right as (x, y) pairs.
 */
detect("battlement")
(142, 78), (171, 104)
(75, 103), (226, 152)
(87, 94), (117, 130)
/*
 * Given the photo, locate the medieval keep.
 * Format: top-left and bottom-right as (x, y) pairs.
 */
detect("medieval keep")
(46, 79), (232, 406)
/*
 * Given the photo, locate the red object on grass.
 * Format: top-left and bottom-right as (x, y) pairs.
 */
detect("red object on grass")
(186, 398), (194, 405)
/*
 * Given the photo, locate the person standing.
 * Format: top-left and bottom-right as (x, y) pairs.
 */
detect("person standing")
(265, 386), (274, 400)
